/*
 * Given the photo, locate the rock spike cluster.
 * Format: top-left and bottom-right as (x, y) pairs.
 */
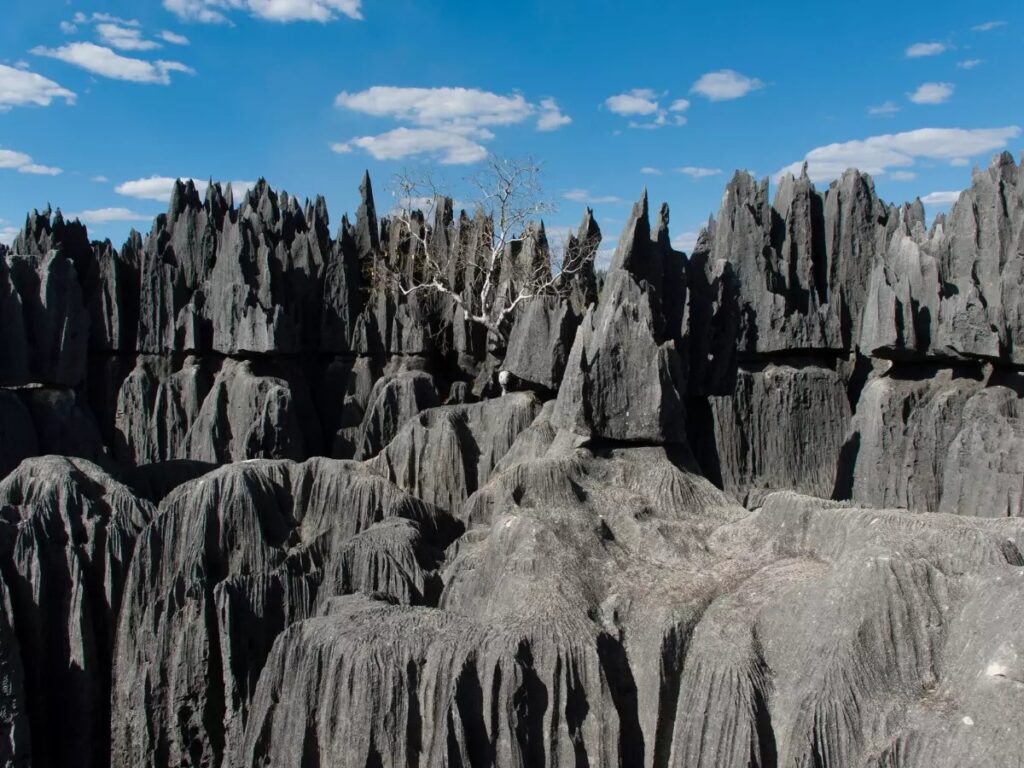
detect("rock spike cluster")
(0, 153), (1021, 767)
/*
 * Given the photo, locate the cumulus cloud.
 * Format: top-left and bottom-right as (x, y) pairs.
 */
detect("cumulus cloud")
(869, 101), (901, 116)
(691, 69), (764, 101)
(957, 59), (982, 69)
(563, 189), (622, 204)
(605, 88), (660, 116)
(74, 12), (140, 26)
(640, 166), (662, 175)
(68, 207), (154, 224)
(0, 148), (62, 175)
(972, 20), (1006, 32)
(336, 86), (532, 131)
(908, 82), (954, 105)
(888, 170), (917, 181)
(331, 128), (488, 165)
(536, 98), (571, 131)
(333, 86), (564, 164)
(32, 43), (195, 85)
(96, 23), (161, 51)
(677, 166), (721, 179)
(0, 225), (20, 245)
(905, 42), (948, 58)
(672, 231), (700, 252)
(159, 30), (191, 45)
(116, 175), (256, 202)
(776, 126), (1021, 183)
(164, 0), (363, 24)
(920, 191), (962, 205)
(0, 63), (76, 110)
(604, 89), (686, 129)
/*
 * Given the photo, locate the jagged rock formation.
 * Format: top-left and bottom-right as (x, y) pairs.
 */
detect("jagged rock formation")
(110, 457), (459, 768)
(0, 153), (1023, 767)
(688, 153), (1024, 513)
(0, 457), (153, 768)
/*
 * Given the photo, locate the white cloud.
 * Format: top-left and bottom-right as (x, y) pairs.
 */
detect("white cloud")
(116, 175), (256, 202)
(563, 189), (621, 204)
(869, 101), (901, 116)
(336, 86), (532, 132)
(32, 43), (195, 85)
(957, 59), (982, 69)
(0, 148), (61, 175)
(604, 89), (687, 129)
(972, 20), (1006, 32)
(921, 190), (962, 205)
(91, 175), (109, 182)
(333, 86), (563, 164)
(691, 69), (764, 101)
(906, 42), (948, 58)
(776, 126), (1021, 183)
(536, 98), (571, 131)
(331, 128), (487, 165)
(0, 63), (76, 110)
(640, 166), (662, 175)
(908, 82), (954, 105)
(677, 166), (721, 179)
(74, 12), (140, 26)
(0, 226), (20, 245)
(60, 20), (78, 34)
(96, 23), (161, 51)
(605, 88), (660, 116)
(672, 231), (700, 252)
(68, 207), (154, 224)
(888, 170), (917, 181)
(159, 30), (190, 45)
(164, 0), (363, 24)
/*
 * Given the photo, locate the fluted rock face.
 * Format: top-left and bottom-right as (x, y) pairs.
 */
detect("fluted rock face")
(839, 367), (1024, 516)
(698, 362), (851, 506)
(367, 392), (542, 512)
(0, 251), (89, 387)
(352, 369), (439, 460)
(219, 434), (1024, 768)
(110, 457), (458, 768)
(0, 457), (154, 768)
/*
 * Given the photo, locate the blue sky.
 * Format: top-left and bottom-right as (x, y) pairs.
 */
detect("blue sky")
(1, 0), (1021, 258)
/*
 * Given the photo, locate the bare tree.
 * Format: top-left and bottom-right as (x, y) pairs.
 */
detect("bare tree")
(371, 155), (598, 343)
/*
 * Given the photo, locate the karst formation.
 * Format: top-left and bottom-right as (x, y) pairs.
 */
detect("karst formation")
(0, 153), (1022, 767)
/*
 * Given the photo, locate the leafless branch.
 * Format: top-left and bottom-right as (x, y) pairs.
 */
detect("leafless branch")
(373, 155), (597, 343)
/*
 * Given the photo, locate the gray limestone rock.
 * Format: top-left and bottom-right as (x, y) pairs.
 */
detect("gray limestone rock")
(183, 358), (320, 463)
(110, 457), (456, 768)
(367, 392), (542, 512)
(0, 578), (29, 768)
(552, 193), (687, 443)
(1, 251), (89, 387)
(352, 369), (439, 460)
(0, 457), (153, 768)
(0, 391), (38, 478)
(700, 362), (852, 507)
